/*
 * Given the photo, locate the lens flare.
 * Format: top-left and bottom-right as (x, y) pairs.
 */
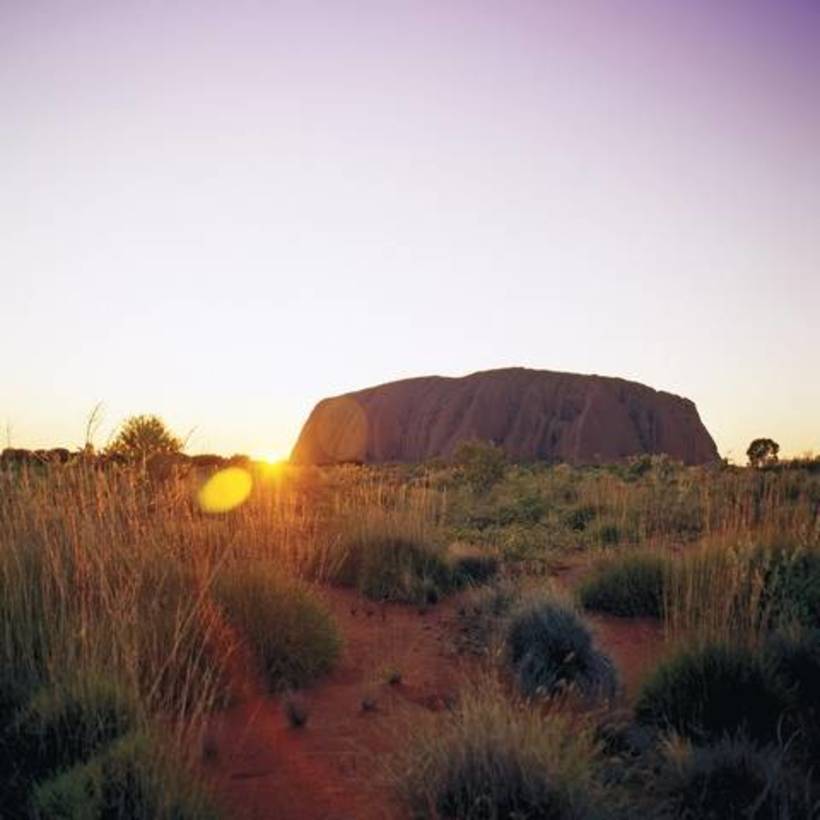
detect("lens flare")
(198, 467), (252, 513)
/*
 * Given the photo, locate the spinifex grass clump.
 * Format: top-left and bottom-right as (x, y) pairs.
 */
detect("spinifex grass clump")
(31, 731), (218, 820)
(664, 535), (820, 644)
(766, 628), (820, 762)
(654, 735), (811, 820)
(394, 683), (607, 820)
(446, 542), (500, 587)
(215, 562), (341, 691)
(458, 579), (521, 655)
(579, 552), (669, 618)
(5, 675), (137, 775)
(754, 542), (820, 630)
(319, 487), (462, 603)
(340, 533), (454, 603)
(506, 594), (617, 700)
(0, 672), (33, 735)
(0, 674), (138, 813)
(635, 643), (789, 744)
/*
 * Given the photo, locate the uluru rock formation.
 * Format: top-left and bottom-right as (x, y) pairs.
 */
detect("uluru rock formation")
(290, 368), (719, 466)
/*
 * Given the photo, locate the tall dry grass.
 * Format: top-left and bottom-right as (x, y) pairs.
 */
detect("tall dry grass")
(663, 531), (820, 646)
(1, 457), (817, 813)
(0, 460), (385, 813)
(0, 460), (446, 728)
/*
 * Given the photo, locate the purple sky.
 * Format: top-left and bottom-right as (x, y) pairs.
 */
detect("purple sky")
(2, 0), (819, 459)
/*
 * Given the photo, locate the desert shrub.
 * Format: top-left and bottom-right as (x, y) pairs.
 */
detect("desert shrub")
(654, 735), (811, 820)
(458, 579), (521, 655)
(0, 675), (137, 813)
(592, 715), (653, 763)
(317, 488), (457, 603)
(446, 543), (499, 586)
(596, 523), (622, 547)
(664, 537), (820, 644)
(626, 455), (654, 480)
(635, 643), (789, 744)
(0, 672), (32, 735)
(214, 563), (341, 691)
(506, 595), (617, 699)
(335, 533), (454, 603)
(579, 552), (668, 618)
(565, 505), (598, 532)
(755, 543), (820, 630)
(766, 628), (820, 761)
(31, 731), (217, 820)
(394, 682), (608, 820)
(496, 494), (547, 526)
(453, 440), (506, 494)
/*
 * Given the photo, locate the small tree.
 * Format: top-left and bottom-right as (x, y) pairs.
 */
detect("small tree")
(453, 439), (506, 494)
(746, 438), (780, 468)
(107, 415), (182, 462)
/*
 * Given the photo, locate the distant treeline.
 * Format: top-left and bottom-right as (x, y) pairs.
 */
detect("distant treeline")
(1, 445), (817, 474)
(754, 455), (820, 474)
(0, 448), (253, 470)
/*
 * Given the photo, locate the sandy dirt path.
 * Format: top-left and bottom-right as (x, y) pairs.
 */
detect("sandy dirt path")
(203, 572), (667, 819)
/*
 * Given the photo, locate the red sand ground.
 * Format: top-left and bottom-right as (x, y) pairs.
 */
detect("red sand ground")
(203, 577), (666, 820)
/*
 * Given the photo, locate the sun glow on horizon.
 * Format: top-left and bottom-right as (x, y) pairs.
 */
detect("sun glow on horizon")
(255, 451), (288, 465)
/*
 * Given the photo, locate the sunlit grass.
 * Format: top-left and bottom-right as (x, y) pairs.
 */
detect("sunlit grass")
(393, 679), (608, 820)
(0, 455), (816, 816)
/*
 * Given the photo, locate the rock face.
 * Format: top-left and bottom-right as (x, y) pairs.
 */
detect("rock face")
(290, 368), (719, 466)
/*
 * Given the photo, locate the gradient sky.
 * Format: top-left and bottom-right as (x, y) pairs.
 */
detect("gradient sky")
(2, 0), (818, 461)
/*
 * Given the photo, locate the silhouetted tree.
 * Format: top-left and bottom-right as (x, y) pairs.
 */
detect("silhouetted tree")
(746, 438), (780, 468)
(107, 415), (182, 462)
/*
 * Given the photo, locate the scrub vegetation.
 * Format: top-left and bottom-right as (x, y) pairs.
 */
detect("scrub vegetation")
(1, 443), (818, 817)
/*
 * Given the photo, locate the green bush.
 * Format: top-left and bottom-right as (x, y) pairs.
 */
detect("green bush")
(336, 534), (455, 603)
(766, 629), (820, 761)
(597, 524), (622, 547)
(453, 439), (506, 494)
(496, 495), (547, 526)
(654, 736), (810, 820)
(565, 505), (598, 532)
(635, 643), (789, 744)
(0, 672), (33, 734)
(506, 595), (617, 699)
(394, 683), (607, 820)
(31, 731), (217, 819)
(579, 553), (668, 618)
(755, 544), (820, 630)
(626, 455), (654, 480)
(1, 675), (137, 814)
(446, 543), (499, 587)
(215, 563), (341, 691)
(458, 580), (520, 655)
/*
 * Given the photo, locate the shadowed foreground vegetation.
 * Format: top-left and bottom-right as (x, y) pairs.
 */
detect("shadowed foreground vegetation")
(0, 451), (818, 817)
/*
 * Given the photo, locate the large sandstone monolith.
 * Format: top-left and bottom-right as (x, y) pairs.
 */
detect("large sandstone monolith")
(291, 367), (719, 466)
